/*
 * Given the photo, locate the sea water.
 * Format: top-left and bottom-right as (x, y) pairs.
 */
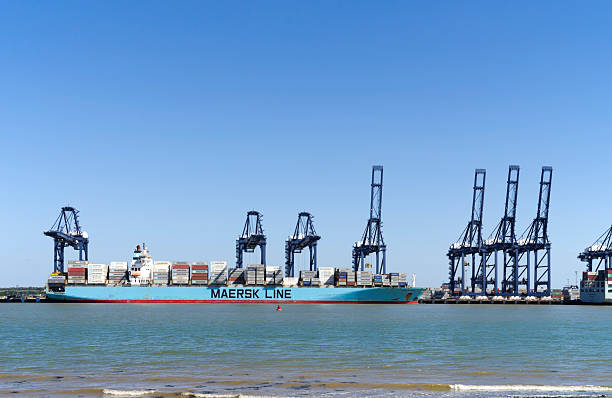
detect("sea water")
(1, 303), (612, 397)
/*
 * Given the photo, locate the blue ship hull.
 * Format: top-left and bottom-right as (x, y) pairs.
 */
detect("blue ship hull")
(46, 285), (424, 304)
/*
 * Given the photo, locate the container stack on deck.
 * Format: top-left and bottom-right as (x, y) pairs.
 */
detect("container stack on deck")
(87, 264), (108, 284)
(336, 269), (348, 286)
(191, 262), (209, 285)
(210, 261), (227, 285)
(318, 267), (334, 286)
(299, 270), (317, 286)
(153, 262), (170, 285)
(246, 264), (265, 285)
(108, 262), (128, 285)
(48, 274), (66, 291)
(228, 267), (244, 285)
(172, 262), (190, 285)
(67, 267), (87, 284)
(356, 270), (372, 286)
(53, 258), (412, 290)
(265, 266), (283, 285)
(346, 270), (356, 286)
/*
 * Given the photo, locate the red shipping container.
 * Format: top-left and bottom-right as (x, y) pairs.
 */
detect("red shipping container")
(172, 264), (190, 269)
(68, 268), (86, 275)
(192, 265), (208, 270)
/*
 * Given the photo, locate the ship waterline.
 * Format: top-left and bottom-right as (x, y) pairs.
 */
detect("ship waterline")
(46, 285), (424, 303)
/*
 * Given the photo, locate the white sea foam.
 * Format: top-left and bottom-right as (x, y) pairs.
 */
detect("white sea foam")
(451, 384), (612, 392)
(181, 394), (293, 398)
(103, 389), (158, 396)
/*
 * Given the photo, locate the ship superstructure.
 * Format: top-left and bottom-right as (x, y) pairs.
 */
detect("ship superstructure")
(129, 244), (153, 286)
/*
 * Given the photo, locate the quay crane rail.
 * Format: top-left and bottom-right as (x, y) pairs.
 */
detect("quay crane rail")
(285, 212), (321, 277)
(353, 165), (386, 273)
(236, 211), (266, 268)
(43, 206), (89, 273)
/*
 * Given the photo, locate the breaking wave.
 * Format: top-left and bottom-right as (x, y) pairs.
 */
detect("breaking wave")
(451, 384), (612, 392)
(102, 389), (159, 396)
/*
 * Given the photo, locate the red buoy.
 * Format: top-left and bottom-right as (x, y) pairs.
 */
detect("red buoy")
(276, 305), (282, 311)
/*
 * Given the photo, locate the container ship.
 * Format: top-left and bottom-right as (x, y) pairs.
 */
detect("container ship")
(579, 269), (612, 304)
(46, 244), (424, 304)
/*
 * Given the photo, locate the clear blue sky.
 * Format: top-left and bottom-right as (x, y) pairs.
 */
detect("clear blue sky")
(1, 1), (611, 287)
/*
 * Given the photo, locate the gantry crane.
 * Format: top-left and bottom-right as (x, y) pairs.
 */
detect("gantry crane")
(579, 226), (612, 272)
(448, 169), (486, 295)
(352, 166), (386, 273)
(480, 165), (520, 296)
(236, 211), (266, 268)
(43, 206), (89, 273)
(285, 212), (321, 277)
(514, 167), (553, 296)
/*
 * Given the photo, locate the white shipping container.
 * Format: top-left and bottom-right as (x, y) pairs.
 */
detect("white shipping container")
(154, 261), (171, 270)
(283, 277), (299, 287)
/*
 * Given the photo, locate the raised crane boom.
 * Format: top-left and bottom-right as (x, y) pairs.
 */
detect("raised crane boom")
(352, 166), (386, 273)
(578, 226), (612, 272)
(447, 169), (486, 295)
(236, 211), (266, 268)
(515, 166), (553, 296)
(481, 165), (520, 296)
(43, 206), (89, 273)
(285, 212), (321, 277)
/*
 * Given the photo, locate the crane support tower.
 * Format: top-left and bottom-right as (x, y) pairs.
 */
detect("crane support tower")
(447, 169), (486, 295)
(43, 206), (89, 273)
(579, 226), (612, 272)
(236, 211), (266, 268)
(513, 167), (553, 296)
(481, 165), (520, 296)
(352, 166), (386, 273)
(285, 212), (321, 277)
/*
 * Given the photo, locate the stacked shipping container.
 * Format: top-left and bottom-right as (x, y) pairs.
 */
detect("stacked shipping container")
(55, 259), (413, 289)
(87, 264), (108, 284)
(191, 262), (209, 285)
(153, 262), (171, 285)
(108, 261), (128, 285)
(356, 270), (372, 286)
(265, 266), (283, 285)
(300, 270), (317, 286)
(172, 262), (190, 285)
(228, 267), (244, 285)
(246, 264), (265, 285)
(346, 270), (356, 286)
(67, 267), (87, 284)
(336, 269), (348, 286)
(210, 261), (227, 285)
(318, 267), (335, 286)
